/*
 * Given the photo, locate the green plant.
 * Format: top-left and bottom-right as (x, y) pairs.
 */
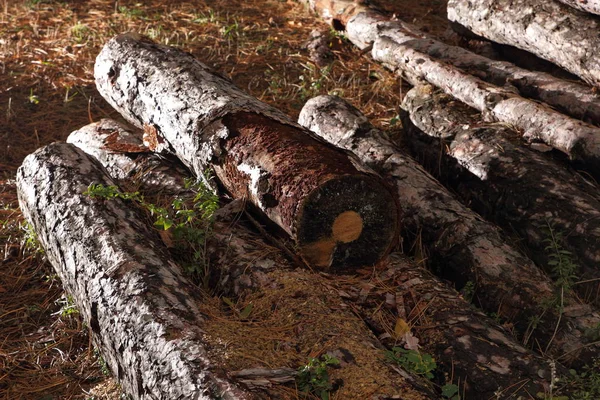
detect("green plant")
(542, 221), (579, 292)
(297, 64), (332, 100)
(568, 359), (600, 400)
(28, 88), (39, 104)
(384, 347), (436, 380)
(94, 348), (111, 376)
(442, 383), (460, 400)
(117, 6), (145, 19)
(460, 281), (475, 303)
(84, 178), (219, 288)
(56, 294), (79, 317)
(21, 221), (44, 254)
(296, 355), (340, 400)
(70, 22), (91, 43)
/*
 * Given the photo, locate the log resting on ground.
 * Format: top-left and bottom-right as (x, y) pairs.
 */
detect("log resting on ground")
(305, 0), (600, 124)
(401, 85), (600, 306)
(303, 1), (600, 174)
(299, 95), (600, 365)
(94, 33), (398, 271)
(67, 119), (436, 399)
(556, 0), (600, 15)
(16, 143), (251, 400)
(447, 0), (600, 87)
(71, 119), (561, 399)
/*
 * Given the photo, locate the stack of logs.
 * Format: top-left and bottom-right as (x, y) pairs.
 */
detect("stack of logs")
(15, 0), (600, 396)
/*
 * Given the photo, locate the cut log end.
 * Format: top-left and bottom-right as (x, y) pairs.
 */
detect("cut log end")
(297, 175), (398, 270)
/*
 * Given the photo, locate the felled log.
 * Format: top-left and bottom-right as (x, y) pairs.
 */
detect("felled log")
(447, 0), (600, 87)
(72, 119), (560, 398)
(94, 33), (398, 271)
(16, 143), (252, 400)
(303, 1), (600, 173)
(299, 95), (600, 364)
(556, 0), (600, 16)
(67, 119), (436, 399)
(401, 85), (600, 305)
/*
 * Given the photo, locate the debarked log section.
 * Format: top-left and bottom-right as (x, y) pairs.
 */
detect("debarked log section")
(67, 119), (437, 399)
(16, 143), (252, 400)
(70, 119), (559, 399)
(94, 33), (398, 271)
(447, 0), (600, 87)
(556, 0), (600, 15)
(401, 85), (600, 306)
(299, 95), (600, 365)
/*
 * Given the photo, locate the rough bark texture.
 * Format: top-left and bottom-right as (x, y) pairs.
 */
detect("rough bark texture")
(74, 120), (561, 399)
(16, 143), (252, 400)
(68, 121), (435, 400)
(94, 33), (398, 271)
(303, 1), (600, 173)
(401, 85), (600, 306)
(67, 118), (189, 194)
(304, 0), (600, 125)
(447, 0), (600, 87)
(299, 95), (600, 365)
(556, 0), (600, 15)
(371, 36), (600, 171)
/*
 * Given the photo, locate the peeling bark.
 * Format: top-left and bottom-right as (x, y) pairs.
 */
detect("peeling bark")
(67, 120), (436, 400)
(16, 143), (252, 400)
(447, 0), (600, 87)
(299, 95), (600, 365)
(94, 33), (398, 271)
(401, 85), (600, 306)
(303, 0), (600, 125)
(73, 120), (561, 399)
(556, 0), (600, 15)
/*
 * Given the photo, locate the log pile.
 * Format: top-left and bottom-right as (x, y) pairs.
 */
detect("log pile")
(15, 14), (600, 398)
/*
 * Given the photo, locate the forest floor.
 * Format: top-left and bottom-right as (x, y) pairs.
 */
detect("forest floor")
(0, 0), (520, 399)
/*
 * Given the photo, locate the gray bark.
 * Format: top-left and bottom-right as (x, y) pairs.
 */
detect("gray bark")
(16, 143), (252, 400)
(299, 95), (600, 365)
(67, 119), (436, 399)
(304, 0), (600, 125)
(71, 119), (560, 399)
(401, 85), (600, 306)
(556, 0), (600, 15)
(94, 33), (398, 271)
(302, 1), (600, 173)
(447, 0), (600, 87)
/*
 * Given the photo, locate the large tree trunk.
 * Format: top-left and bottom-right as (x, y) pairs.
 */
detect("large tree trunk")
(66, 119), (438, 399)
(302, 1), (600, 174)
(556, 0), (600, 15)
(447, 0), (600, 87)
(94, 33), (398, 271)
(299, 95), (600, 365)
(16, 143), (252, 400)
(306, 0), (600, 124)
(400, 85), (600, 306)
(69, 119), (562, 399)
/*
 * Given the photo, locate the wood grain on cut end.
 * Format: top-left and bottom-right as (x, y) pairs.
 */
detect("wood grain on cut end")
(297, 175), (398, 270)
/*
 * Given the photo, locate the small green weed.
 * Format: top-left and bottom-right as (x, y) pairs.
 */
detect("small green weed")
(568, 359), (600, 400)
(56, 294), (79, 318)
(117, 6), (145, 19)
(84, 178), (219, 288)
(296, 355), (340, 400)
(94, 348), (111, 376)
(297, 64), (332, 100)
(460, 281), (475, 303)
(28, 88), (39, 105)
(70, 22), (92, 43)
(385, 347), (436, 380)
(442, 383), (460, 400)
(542, 221), (579, 291)
(21, 221), (44, 254)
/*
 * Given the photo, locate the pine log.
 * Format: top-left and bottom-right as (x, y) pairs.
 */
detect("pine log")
(401, 85), (600, 306)
(304, 0), (600, 125)
(66, 119), (436, 399)
(447, 0), (600, 87)
(556, 0), (600, 15)
(299, 95), (600, 364)
(94, 33), (398, 271)
(72, 119), (561, 398)
(16, 143), (252, 400)
(303, 1), (600, 174)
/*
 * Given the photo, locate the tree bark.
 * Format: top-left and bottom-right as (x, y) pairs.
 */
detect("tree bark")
(66, 119), (437, 399)
(303, 0), (600, 125)
(299, 95), (600, 365)
(302, 1), (600, 174)
(401, 85), (600, 306)
(556, 0), (600, 16)
(70, 119), (561, 399)
(94, 33), (398, 271)
(447, 0), (600, 87)
(16, 143), (252, 400)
